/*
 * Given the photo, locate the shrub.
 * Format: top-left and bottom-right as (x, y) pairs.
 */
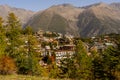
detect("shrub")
(0, 55), (17, 75)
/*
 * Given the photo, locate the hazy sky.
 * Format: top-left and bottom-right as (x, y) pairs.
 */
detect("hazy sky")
(0, 0), (120, 11)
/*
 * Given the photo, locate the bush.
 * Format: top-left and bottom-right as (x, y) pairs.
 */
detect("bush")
(0, 55), (17, 75)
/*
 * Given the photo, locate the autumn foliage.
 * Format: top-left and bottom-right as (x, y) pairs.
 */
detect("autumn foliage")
(0, 55), (16, 75)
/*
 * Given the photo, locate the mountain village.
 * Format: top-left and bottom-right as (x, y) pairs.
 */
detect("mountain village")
(0, 2), (120, 79)
(21, 30), (117, 67)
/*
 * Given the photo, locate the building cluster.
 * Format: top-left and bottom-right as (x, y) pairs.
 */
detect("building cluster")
(88, 36), (116, 53)
(35, 30), (75, 66)
(22, 30), (117, 66)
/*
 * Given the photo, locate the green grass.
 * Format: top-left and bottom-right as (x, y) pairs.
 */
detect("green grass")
(0, 75), (70, 80)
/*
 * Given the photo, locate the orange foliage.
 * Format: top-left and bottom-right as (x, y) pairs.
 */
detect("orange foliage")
(0, 55), (17, 75)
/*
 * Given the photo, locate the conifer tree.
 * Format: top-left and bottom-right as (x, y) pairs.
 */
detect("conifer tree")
(0, 17), (17, 75)
(23, 26), (41, 75)
(0, 17), (6, 55)
(5, 13), (24, 74)
(74, 40), (92, 79)
(5, 13), (22, 57)
(60, 40), (92, 79)
(102, 45), (120, 80)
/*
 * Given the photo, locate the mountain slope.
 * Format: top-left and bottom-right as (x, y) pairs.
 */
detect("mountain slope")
(0, 5), (35, 25)
(77, 3), (120, 37)
(26, 4), (83, 36)
(25, 3), (120, 37)
(26, 10), (69, 34)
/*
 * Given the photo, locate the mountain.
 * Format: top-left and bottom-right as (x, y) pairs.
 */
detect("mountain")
(26, 11), (69, 34)
(0, 3), (119, 37)
(0, 5), (35, 25)
(25, 3), (120, 37)
(78, 3), (120, 37)
(25, 4), (84, 36)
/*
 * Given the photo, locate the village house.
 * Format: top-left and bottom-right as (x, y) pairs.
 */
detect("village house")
(55, 50), (75, 65)
(54, 44), (75, 65)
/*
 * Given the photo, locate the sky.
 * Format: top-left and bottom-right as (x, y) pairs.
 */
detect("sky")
(0, 0), (120, 11)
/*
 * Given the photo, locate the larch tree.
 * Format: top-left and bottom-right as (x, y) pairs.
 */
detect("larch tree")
(5, 12), (22, 58)
(0, 17), (17, 74)
(0, 17), (6, 55)
(102, 45), (120, 80)
(74, 40), (92, 79)
(23, 26), (42, 75)
(4, 13), (24, 75)
(60, 40), (92, 79)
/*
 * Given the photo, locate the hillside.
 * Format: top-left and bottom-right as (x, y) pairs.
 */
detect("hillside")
(26, 11), (69, 34)
(78, 3), (120, 37)
(25, 2), (120, 37)
(25, 4), (83, 36)
(0, 5), (35, 25)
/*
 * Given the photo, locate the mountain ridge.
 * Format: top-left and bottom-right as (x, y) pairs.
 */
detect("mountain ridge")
(25, 2), (120, 37)
(0, 2), (120, 37)
(0, 4), (35, 25)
